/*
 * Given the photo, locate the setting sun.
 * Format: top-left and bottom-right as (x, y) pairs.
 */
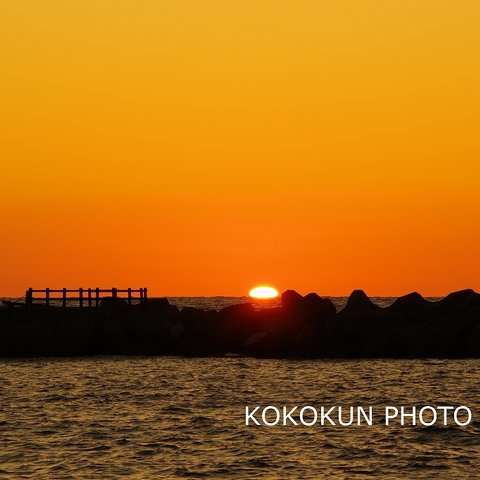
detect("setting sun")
(249, 286), (279, 299)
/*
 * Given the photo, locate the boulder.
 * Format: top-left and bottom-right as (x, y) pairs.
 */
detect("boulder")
(404, 309), (479, 357)
(359, 329), (396, 358)
(169, 320), (186, 341)
(344, 290), (379, 311)
(180, 307), (216, 335)
(304, 293), (337, 318)
(292, 322), (324, 356)
(215, 303), (257, 348)
(99, 297), (129, 310)
(466, 323), (480, 356)
(144, 297), (170, 311)
(323, 329), (362, 357)
(254, 307), (284, 331)
(173, 332), (218, 356)
(467, 291), (480, 309)
(242, 329), (293, 358)
(3, 287), (480, 358)
(243, 331), (269, 349)
(434, 289), (477, 316)
(282, 290), (333, 330)
(281, 290), (305, 317)
(388, 292), (429, 323)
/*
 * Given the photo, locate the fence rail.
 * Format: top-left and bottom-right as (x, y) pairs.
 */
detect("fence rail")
(25, 287), (148, 308)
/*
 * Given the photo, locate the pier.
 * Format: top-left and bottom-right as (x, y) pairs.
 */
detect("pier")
(25, 287), (148, 308)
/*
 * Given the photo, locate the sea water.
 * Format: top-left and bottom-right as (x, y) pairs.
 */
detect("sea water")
(1, 298), (478, 479)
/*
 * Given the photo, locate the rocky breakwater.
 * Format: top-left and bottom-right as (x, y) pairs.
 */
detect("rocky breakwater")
(0, 289), (480, 358)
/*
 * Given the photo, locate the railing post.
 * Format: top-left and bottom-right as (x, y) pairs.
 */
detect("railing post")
(23, 286), (147, 308)
(26, 288), (33, 307)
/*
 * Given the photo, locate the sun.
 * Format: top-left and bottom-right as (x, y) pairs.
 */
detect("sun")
(249, 286), (279, 299)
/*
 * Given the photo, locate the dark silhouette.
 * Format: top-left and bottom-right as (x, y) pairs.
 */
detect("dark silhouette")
(24, 287), (148, 308)
(1, 288), (480, 358)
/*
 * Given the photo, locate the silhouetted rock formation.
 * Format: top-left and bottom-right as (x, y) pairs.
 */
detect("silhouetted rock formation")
(388, 292), (427, 323)
(344, 290), (380, 311)
(1, 289), (480, 358)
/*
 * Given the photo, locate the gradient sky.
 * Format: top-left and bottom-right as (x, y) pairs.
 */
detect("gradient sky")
(1, 1), (479, 297)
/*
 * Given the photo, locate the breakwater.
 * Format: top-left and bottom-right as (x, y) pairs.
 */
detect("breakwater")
(1, 289), (479, 357)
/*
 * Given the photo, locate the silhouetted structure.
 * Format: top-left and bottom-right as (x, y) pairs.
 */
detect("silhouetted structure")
(25, 287), (148, 308)
(1, 288), (480, 358)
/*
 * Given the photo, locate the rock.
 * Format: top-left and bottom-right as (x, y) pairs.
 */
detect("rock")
(282, 291), (333, 332)
(2, 288), (480, 358)
(292, 322), (323, 356)
(215, 303), (257, 349)
(254, 307), (284, 331)
(242, 329), (293, 358)
(281, 290), (304, 316)
(467, 291), (480, 309)
(304, 293), (336, 318)
(331, 290), (400, 334)
(388, 292), (429, 323)
(466, 322), (480, 356)
(99, 297), (129, 310)
(144, 297), (170, 310)
(435, 289), (477, 315)
(323, 329), (362, 357)
(169, 320), (186, 341)
(344, 290), (379, 311)
(326, 290), (392, 341)
(219, 302), (256, 319)
(404, 308), (480, 358)
(180, 307), (215, 335)
(390, 292), (425, 312)
(360, 329), (396, 358)
(420, 290), (480, 324)
(173, 333), (217, 356)
(244, 331), (269, 347)
(278, 291), (335, 355)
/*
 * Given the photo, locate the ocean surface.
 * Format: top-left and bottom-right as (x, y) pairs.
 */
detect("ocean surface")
(166, 296), (398, 311)
(1, 295), (421, 310)
(1, 297), (478, 479)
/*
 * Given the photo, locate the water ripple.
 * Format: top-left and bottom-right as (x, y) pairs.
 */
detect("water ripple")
(0, 357), (479, 478)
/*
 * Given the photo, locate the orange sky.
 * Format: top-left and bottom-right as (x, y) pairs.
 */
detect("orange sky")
(1, 1), (479, 297)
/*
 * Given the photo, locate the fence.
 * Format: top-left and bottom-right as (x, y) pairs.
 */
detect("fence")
(25, 288), (148, 308)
